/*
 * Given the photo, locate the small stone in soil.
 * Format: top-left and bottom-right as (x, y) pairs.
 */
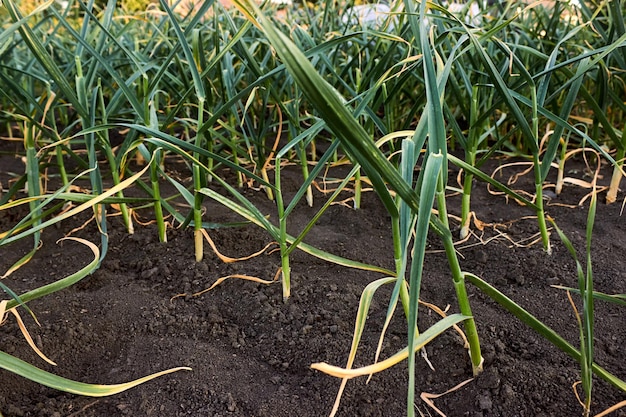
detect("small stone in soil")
(500, 384), (515, 403)
(478, 393), (493, 411)
(226, 393), (237, 412)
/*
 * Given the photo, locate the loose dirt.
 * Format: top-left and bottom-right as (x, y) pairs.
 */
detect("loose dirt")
(1, 150), (625, 417)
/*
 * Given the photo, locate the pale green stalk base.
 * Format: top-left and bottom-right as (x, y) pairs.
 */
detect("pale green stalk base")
(151, 157), (167, 243)
(555, 138), (568, 196)
(261, 168), (274, 201)
(281, 261), (291, 302)
(193, 189), (204, 262)
(298, 143), (313, 207)
(153, 196), (167, 243)
(353, 169), (361, 210)
(533, 155), (551, 254)
(534, 181), (551, 255)
(606, 149), (624, 204)
(555, 159), (566, 195)
(306, 186), (313, 208)
(440, 199), (483, 375)
(194, 229), (203, 262)
(459, 173), (473, 240)
(55, 146), (69, 188)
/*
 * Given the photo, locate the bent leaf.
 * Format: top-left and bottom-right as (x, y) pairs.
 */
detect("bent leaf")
(5, 238), (100, 310)
(311, 314), (469, 379)
(0, 161), (152, 247)
(328, 276), (398, 416)
(0, 351), (190, 397)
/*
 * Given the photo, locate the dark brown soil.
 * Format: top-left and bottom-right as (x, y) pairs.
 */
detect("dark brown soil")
(1, 152), (626, 417)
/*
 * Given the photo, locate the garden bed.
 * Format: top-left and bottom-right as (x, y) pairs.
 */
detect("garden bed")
(1, 152), (625, 417)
